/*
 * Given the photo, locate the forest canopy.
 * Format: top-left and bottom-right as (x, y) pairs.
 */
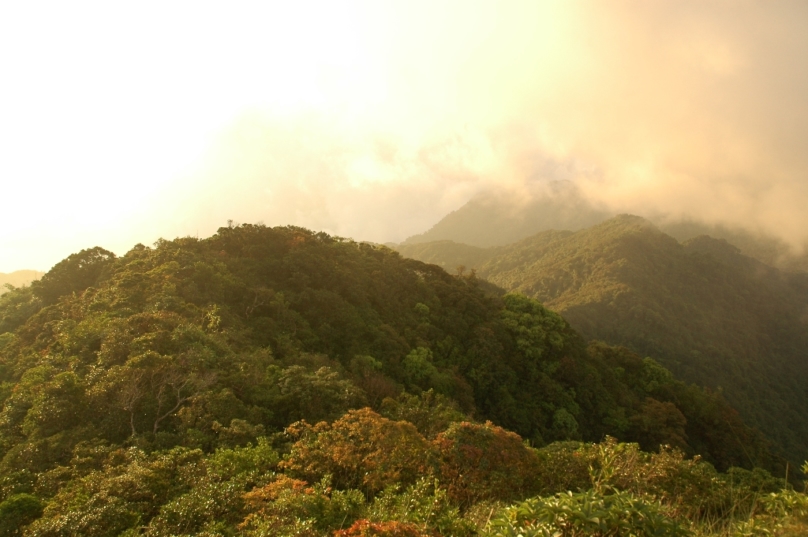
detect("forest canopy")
(397, 215), (808, 465)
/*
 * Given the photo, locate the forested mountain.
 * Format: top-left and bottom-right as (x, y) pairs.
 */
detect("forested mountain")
(0, 224), (791, 535)
(0, 271), (43, 294)
(396, 215), (808, 465)
(403, 186), (808, 272)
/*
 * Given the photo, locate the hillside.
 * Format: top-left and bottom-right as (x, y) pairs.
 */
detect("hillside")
(396, 216), (808, 464)
(0, 224), (786, 534)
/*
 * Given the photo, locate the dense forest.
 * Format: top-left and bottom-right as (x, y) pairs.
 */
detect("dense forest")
(396, 215), (808, 467)
(0, 224), (805, 535)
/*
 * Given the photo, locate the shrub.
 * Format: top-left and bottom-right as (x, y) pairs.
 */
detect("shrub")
(434, 421), (541, 507)
(282, 409), (435, 496)
(239, 475), (365, 535)
(333, 519), (432, 537)
(0, 493), (44, 536)
(367, 478), (473, 536)
(484, 489), (690, 537)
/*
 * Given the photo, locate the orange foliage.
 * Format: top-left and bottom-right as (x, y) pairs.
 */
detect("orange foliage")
(333, 519), (435, 537)
(239, 475), (320, 531)
(282, 408), (436, 495)
(434, 421), (542, 506)
(243, 475), (314, 508)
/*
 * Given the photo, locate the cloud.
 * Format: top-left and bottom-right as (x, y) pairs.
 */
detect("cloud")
(2, 1), (807, 271)
(173, 1), (808, 248)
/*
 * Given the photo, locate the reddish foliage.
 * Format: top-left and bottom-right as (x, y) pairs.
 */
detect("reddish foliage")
(333, 519), (435, 537)
(242, 475), (313, 508)
(282, 408), (436, 495)
(434, 421), (542, 506)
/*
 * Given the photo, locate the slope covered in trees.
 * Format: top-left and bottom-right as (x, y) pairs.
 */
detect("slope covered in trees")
(396, 215), (808, 465)
(0, 223), (790, 534)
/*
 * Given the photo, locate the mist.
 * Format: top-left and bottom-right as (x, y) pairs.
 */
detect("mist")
(1, 1), (807, 272)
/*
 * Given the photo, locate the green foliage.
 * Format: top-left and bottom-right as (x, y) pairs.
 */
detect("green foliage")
(239, 475), (366, 535)
(31, 247), (116, 306)
(368, 478), (473, 536)
(0, 493), (43, 536)
(0, 223), (772, 477)
(399, 215), (808, 467)
(25, 440), (279, 536)
(261, 364), (367, 429)
(0, 223), (799, 535)
(0, 286), (41, 337)
(205, 437), (279, 480)
(484, 489), (690, 537)
(500, 293), (566, 361)
(729, 489), (808, 536)
(380, 390), (465, 439)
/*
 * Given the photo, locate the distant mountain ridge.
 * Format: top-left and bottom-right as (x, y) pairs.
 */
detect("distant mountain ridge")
(403, 182), (611, 248)
(403, 185), (808, 272)
(0, 270), (44, 292)
(396, 215), (808, 463)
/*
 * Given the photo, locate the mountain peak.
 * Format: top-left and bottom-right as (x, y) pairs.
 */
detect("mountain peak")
(403, 183), (613, 247)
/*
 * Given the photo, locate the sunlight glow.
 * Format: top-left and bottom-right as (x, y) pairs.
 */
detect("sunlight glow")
(1, 1), (807, 272)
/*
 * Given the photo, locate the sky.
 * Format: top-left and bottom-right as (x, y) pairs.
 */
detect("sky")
(1, 1), (807, 272)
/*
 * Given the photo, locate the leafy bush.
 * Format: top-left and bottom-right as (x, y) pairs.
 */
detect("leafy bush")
(281, 408), (435, 496)
(434, 421), (542, 507)
(484, 489), (690, 537)
(367, 478), (473, 536)
(333, 519), (431, 537)
(239, 475), (365, 536)
(0, 493), (43, 536)
(729, 489), (808, 536)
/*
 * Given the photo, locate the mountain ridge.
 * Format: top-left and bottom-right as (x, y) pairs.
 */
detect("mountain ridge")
(402, 186), (808, 272)
(395, 215), (808, 463)
(0, 270), (44, 293)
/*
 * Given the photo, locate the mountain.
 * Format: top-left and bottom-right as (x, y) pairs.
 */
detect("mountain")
(0, 224), (797, 534)
(395, 216), (808, 464)
(0, 270), (44, 293)
(403, 186), (808, 272)
(403, 182), (612, 248)
(658, 220), (808, 272)
(0, 225), (768, 465)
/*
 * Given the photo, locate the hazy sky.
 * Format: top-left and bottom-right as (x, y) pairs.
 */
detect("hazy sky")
(1, 1), (807, 272)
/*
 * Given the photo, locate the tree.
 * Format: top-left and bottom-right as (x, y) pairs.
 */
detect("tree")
(32, 247), (115, 304)
(0, 493), (43, 536)
(434, 421), (542, 507)
(282, 408), (435, 496)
